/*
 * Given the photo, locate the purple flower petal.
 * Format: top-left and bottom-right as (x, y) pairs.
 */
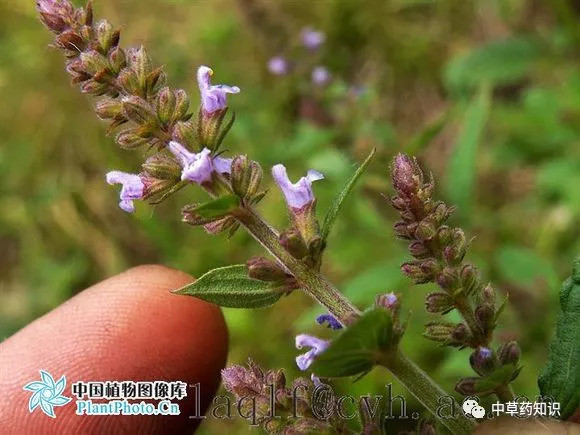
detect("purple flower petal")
(267, 56), (288, 75)
(106, 171), (145, 213)
(197, 66), (240, 114)
(301, 28), (325, 49)
(272, 164), (324, 209)
(168, 142), (215, 184)
(316, 313), (343, 330)
(213, 155), (233, 174)
(295, 334), (329, 371)
(312, 66), (331, 85)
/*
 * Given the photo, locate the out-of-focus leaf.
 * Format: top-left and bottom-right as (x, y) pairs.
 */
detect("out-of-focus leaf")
(445, 85), (491, 218)
(311, 308), (392, 378)
(496, 245), (558, 288)
(538, 257), (580, 419)
(174, 265), (284, 308)
(406, 108), (450, 154)
(320, 148), (375, 242)
(444, 37), (540, 93)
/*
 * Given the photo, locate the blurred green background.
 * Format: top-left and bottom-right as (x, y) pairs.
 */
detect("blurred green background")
(1, 0), (580, 432)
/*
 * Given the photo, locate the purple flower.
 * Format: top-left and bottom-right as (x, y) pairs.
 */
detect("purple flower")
(311, 66), (331, 86)
(301, 28), (325, 50)
(295, 334), (329, 371)
(197, 66), (240, 114)
(106, 171), (145, 213)
(168, 141), (232, 184)
(316, 313), (343, 330)
(271, 164), (324, 209)
(267, 56), (288, 75)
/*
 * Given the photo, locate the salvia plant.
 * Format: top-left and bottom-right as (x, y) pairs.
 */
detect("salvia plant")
(37, 1), (579, 434)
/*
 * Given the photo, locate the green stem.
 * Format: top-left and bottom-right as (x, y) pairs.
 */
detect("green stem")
(235, 206), (477, 434)
(384, 352), (477, 434)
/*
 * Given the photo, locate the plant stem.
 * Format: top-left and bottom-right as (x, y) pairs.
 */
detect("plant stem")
(384, 352), (477, 434)
(235, 206), (477, 434)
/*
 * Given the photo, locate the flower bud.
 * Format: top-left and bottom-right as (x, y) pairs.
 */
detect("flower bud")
(498, 341), (520, 365)
(127, 46), (152, 89)
(469, 347), (494, 376)
(425, 292), (454, 314)
(231, 155), (263, 200)
(115, 129), (150, 149)
(156, 87), (176, 125)
(408, 241), (429, 258)
(443, 229), (467, 265)
(80, 79), (108, 96)
(80, 50), (110, 76)
(247, 257), (287, 282)
(121, 96), (157, 126)
(376, 292), (400, 312)
(424, 322), (455, 342)
(414, 219), (437, 241)
(55, 29), (84, 51)
(172, 120), (197, 150)
(142, 153), (181, 180)
(393, 221), (412, 240)
(391, 153), (422, 196)
(430, 201), (452, 225)
(460, 264), (479, 294)
(279, 228), (308, 259)
(481, 284), (495, 305)
(221, 365), (261, 398)
(95, 97), (123, 120)
(117, 68), (140, 95)
(173, 89), (190, 122)
(437, 226), (452, 245)
(108, 47), (127, 73)
(390, 196), (407, 211)
(436, 267), (458, 292)
(96, 19), (117, 53)
(475, 303), (495, 335)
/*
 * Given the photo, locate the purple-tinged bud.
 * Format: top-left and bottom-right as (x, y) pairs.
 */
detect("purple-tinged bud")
(408, 241), (430, 258)
(105, 171), (145, 213)
(443, 229), (467, 265)
(414, 219), (437, 241)
(271, 164), (323, 209)
(430, 201), (453, 225)
(172, 89), (190, 122)
(168, 141), (214, 184)
(451, 323), (470, 344)
(391, 153), (422, 196)
(156, 87), (176, 125)
(498, 341), (520, 365)
(301, 27), (325, 49)
(376, 292), (400, 312)
(311, 66), (331, 85)
(247, 257), (287, 282)
(37, 0), (74, 33)
(475, 303), (495, 335)
(95, 98), (124, 120)
(316, 313), (343, 330)
(460, 264), (480, 296)
(142, 153), (181, 180)
(121, 96), (157, 126)
(203, 216), (238, 235)
(482, 284), (495, 305)
(455, 377), (478, 396)
(80, 50), (110, 76)
(425, 292), (454, 314)
(393, 221), (412, 240)
(197, 66), (240, 115)
(470, 347), (494, 376)
(267, 56), (288, 75)
(108, 47), (126, 74)
(436, 226), (452, 245)
(55, 29), (84, 51)
(295, 334), (329, 371)
(115, 129), (150, 149)
(96, 19), (117, 53)
(221, 365), (261, 398)
(127, 46), (152, 88)
(436, 267), (458, 291)
(390, 195), (407, 211)
(172, 120), (197, 150)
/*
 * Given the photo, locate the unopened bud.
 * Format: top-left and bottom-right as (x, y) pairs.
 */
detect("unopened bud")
(451, 323), (470, 344)
(443, 229), (467, 265)
(390, 195), (407, 211)
(231, 155), (263, 199)
(391, 153), (422, 196)
(475, 303), (495, 334)
(80, 50), (109, 76)
(121, 96), (157, 126)
(436, 267), (458, 292)
(279, 228), (308, 259)
(247, 257), (287, 282)
(408, 241), (429, 258)
(115, 129), (150, 149)
(95, 97), (123, 120)
(108, 47), (126, 73)
(424, 322), (455, 342)
(437, 226), (452, 245)
(414, 219), (437, 241)
(156, 87), (176, 125)
(142, 154), (181, 180)
(376, 292), (400, 311)
(55, 29), (84, 51)
(460, 265), (480, 296)
(173, 89), (190, 122)
(470, 347), (494, 376)
(498, 341), (520, 365)
(393, 221), (412, 240)
(482, 284), (495, 305)
(430, 201), (452, 225)
(127, 46), (152, 88)
(425, 292), (453, 314)
(140, 174), (177, 199)
(172, 120), (197, 150)
(96, 19), (117, 52)
(80, 79), (108, 96)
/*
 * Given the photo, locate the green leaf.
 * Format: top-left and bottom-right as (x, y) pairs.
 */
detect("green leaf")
(310, 308), (392, 378)
(174, 265), (284, 308)
(320, 148), (376, 242)
(474, 364), (521, 394)
(496, 245), (558, 288)
(193, 195), (240, 219)
(538, 257), (580, 419)
(445, 85), (490, 218)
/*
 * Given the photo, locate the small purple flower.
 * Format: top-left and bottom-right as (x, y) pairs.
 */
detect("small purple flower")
(301, 27), (325, 50)
(213, 155), (233, 175)
(271, 164), (324, 209)
(168, 142), (232, 184)
(267, 56), (288, 75)
(197, 66), (240, 114)
(106, 171), (145, 213)
(295, 334), (329, 371)
(316, 313), (343, 330)
(311, 66), (331, 86)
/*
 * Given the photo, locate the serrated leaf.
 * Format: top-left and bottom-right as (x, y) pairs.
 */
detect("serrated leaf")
(174, 265), (284, 308)
(445, 85), (490, 219)
(310, 308), (392, 378)
(193, 195), (240, 219)
(320, 148), (376, 242)
(538, 257), (580, 419)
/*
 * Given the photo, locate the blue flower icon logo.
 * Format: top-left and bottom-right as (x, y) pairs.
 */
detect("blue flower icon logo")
(23, 370), (72, 418)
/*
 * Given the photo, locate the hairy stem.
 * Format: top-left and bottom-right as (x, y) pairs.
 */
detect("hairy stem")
(384, 352), (477, 434)
(235, 206), (476, 434)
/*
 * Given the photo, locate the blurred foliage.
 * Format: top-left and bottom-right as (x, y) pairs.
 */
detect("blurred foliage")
(1, 0), (580, 432)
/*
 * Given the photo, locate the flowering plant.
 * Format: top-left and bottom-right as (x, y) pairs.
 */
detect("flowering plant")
(36, 1), (579, 433)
